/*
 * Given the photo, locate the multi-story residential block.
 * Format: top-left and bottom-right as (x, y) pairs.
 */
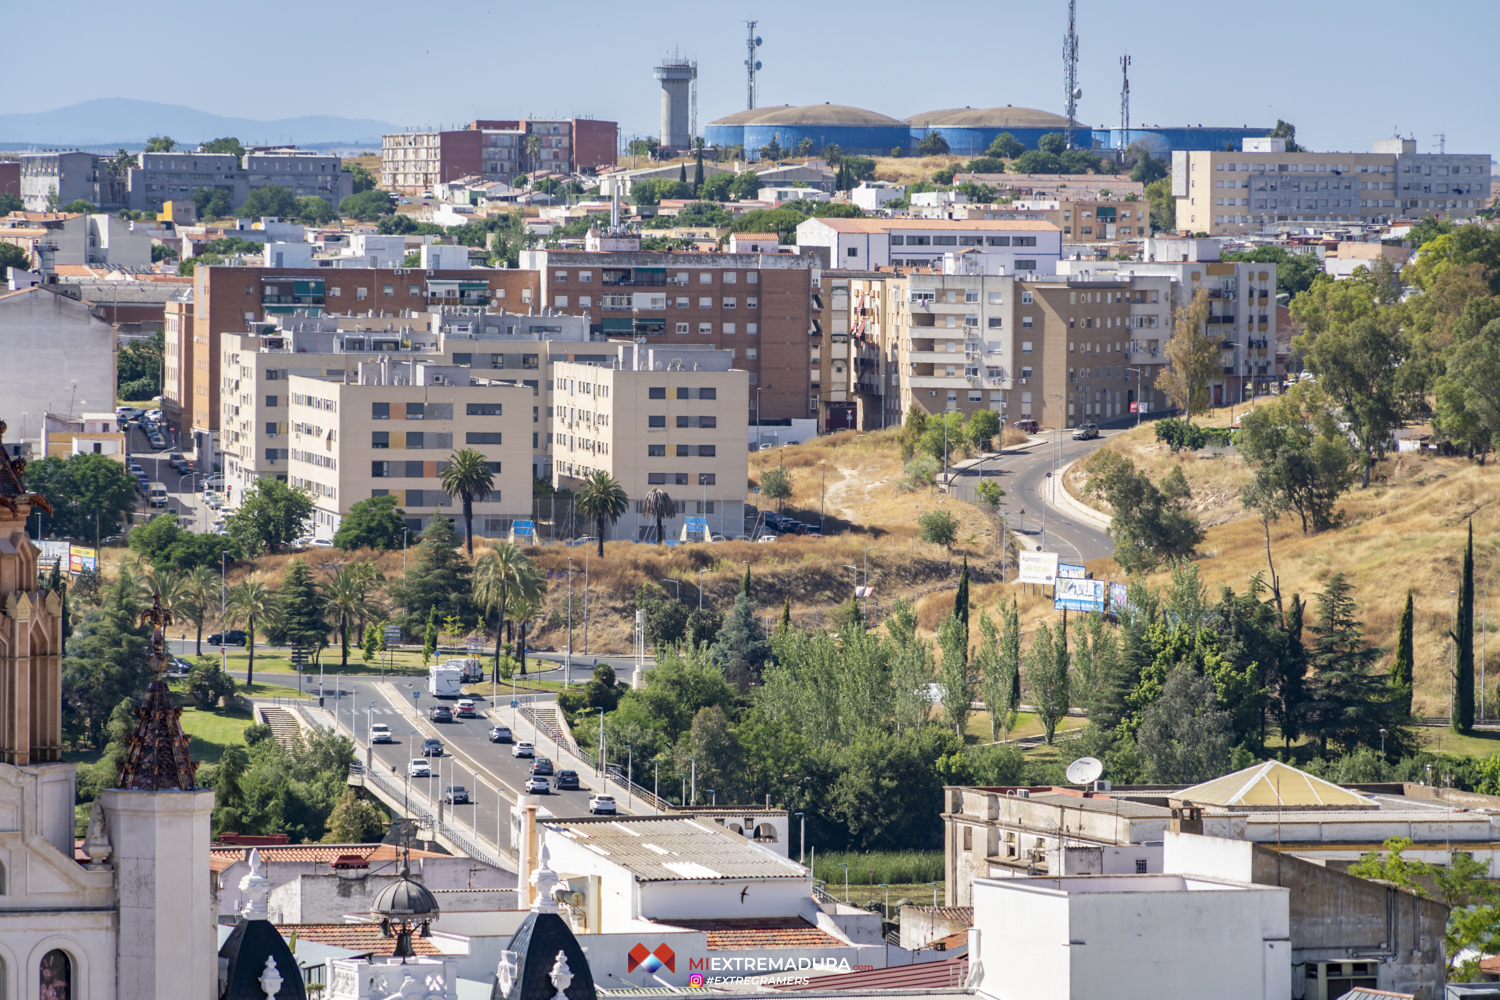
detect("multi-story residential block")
(520, 248), (821, 423)
(1060, 238), (1279, 405)
(125, 149), (352, 214)
(795, 218), (1062, 273)
(381, 119), (619, 193)
(551, 344), (750, 541)
(1173, 136), (1490, 235)
(162, 289), (195, 433)
(18, 151), (127, 211)
(285, 361), (533, 540)
(189, 264), (540, 467)
(956, 196), (1149, 243)
(0, 211), (152, 268)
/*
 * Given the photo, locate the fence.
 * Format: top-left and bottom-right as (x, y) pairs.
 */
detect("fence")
(481, 495), (756, 546)
(349, 760), (506, 871)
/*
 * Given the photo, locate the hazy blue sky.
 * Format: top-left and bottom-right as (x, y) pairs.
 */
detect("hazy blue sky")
(10, 0), (1497, 157)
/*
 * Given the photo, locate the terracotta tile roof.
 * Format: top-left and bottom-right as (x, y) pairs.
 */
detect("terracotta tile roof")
(731, 233), (780, 241)
(661, 917), (842, 950)
(209, 843), (447, 868)
(901, 905), (972, 923)
(775, 954), (968, 992)
(274, 923), (441, 957)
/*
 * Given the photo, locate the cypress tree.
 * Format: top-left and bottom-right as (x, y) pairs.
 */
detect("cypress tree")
(780, 595), (792, 632)
(1278, 593), (1307, 746)
(422, 606), (438, 665)
(693, 149), (705, 194)
(741, 564), (752, 598)
(1455, 521), (1475, 732)
(678, 162), (687, 183)
(1391, 591), (1414, 720)
(954, 557), (970, 635)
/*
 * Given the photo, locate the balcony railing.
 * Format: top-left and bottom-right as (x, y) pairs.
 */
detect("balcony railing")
(1207, 288), (1237, 300)
(1206, 315), (1236, 325)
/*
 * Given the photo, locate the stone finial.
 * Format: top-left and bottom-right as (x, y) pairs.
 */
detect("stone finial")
(83, 799), (113, 867)
(240, 847), (271, 920)
(530, 844), (560, 914)
(258, 954), (283, 1000)
(497, 951), (519, 996)
(548, 951), (574, 1000)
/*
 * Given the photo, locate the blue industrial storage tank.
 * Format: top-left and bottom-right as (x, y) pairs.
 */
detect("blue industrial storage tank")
(1097, 126), (1273, 155)
(903, 106), (1088, 156)
(705, 104), (909, 158)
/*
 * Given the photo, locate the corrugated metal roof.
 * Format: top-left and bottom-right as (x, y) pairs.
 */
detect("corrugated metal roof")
(545, 817), (807, 882)
(658, 917), (842, 950)
(774, 954), (969, 992)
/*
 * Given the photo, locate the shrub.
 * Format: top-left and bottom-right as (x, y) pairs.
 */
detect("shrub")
(1155, 418), (1207, 453)
(917, 510), (960, 547)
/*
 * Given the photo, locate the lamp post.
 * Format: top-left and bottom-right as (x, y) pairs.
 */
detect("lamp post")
(1379, 728), (1387, 758)
(706, 788), (717, 806)
(1124, 366), (1146, 427)
(686, 755), (696, 806)
(366, 702), (375, 768)
(596, 707), (606, 787)
(698, 569), (706, 611)
(1451, 590), (1458, 721)
(583, 542), (589, 656)
(819, 460), (826, 534)
(877, 883), (891, 921)
(566, 557), (574, 688)
(658, 578), (681, 600)
(795, 811), (805, 866)
(653, 759), (660, 813)
(624, 745), (632, 809)
(926, 881), (939, 908)
(838, 862), (849, 903)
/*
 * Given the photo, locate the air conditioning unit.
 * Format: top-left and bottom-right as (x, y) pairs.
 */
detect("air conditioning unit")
(1019, 378), (1028, 385)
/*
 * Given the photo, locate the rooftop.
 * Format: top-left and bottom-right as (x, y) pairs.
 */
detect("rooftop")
(903, 106), (1071, 130)
(655, 917), (843, 950)
(802, 218), (1060, 233)
(1175, 761), (1377, 811)
(773, 954), (969, 993)
(273, 922), (442, 957)
(544, 816), (807, 882)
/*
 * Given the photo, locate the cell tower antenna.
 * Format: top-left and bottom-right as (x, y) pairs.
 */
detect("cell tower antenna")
(1434, 132), (1446, 154)
(1119, 53), (1131, 137)
(1063, 0), (1080, 150)
(744, 21), (763, 111)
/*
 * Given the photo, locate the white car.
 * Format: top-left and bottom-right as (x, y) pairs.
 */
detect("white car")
(512, 741), (535, 758)
(589, 794), (617, 815)
(370, 724), (393, 744)
(409, 759), (431, 778)
(756, 534), (778, 543)
(524, 775), (550, 794)
(312, 538), (334, 548)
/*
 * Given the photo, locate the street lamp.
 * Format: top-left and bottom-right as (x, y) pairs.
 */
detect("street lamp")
(658, 578), (682, 600)
(596, 707), (606, 786)
(877, 883), (891, 921)
(685, 755), (697, 806)
(624, 745), (633, 809)
(1379, 727), (1387, 758)
(1124, 366), (1147, 426)
(795, 811), (805, 866)
(926, 881), (939, 908)
(698, 569), (707, 611)
(819, 461), (826, 534)
(652, 759), (660, 813)
(706, 788), (717, 806)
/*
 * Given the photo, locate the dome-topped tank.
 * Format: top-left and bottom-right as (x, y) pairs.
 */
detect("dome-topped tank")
(705, 103), (909, 159)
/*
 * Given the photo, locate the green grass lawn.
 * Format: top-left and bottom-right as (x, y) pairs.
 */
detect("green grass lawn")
(1419, 727), (1500, 758)
(177, 705), (256, 765)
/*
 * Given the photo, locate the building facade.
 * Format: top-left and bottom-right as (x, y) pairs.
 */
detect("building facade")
(382, 119), (619, 193)
(18, 152), (126, 212)
(0, 287), (117, 446)
(795, 218), (1062, 274)
(1173, 137), (1491, 235)
(125, 149), (352, 214)
(957, 196), (1150, 243)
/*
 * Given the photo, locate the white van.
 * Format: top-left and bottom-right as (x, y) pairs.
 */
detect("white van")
(428, 664), (462, 698)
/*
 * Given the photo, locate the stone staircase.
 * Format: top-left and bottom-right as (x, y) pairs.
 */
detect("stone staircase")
(523, 704), (580, 757)
(257, 706), (303, 748)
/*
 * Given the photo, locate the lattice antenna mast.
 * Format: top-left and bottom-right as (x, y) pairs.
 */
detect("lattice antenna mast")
(1119, 54), (1130, 134)
(745, 21), (762, 110)
(1063, 0), (1080, 149)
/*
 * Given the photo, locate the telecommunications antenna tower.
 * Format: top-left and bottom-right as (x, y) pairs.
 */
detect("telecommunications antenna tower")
(1063, 0), (1080, 150)
(745, 22), (763, 111)
(1119, 54), (1130, 136)
(1065, 757), (1104, 786)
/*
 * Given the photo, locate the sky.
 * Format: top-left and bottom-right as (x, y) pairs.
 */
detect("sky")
(8, 0), (1498, 158)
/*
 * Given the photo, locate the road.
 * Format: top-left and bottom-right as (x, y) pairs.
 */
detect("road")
(123, 422), (215, 531)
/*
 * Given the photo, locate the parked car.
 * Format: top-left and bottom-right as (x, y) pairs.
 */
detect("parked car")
(555, 770), (580, 791)
(588, 794), (617, 815)
(430, 705), (453, 723)
(1013, 419), (1040, 434)
(489, 725), (513, 743)
(524, 775), (551, 794)
(167, 452), (186, 468)
(512, 741), (535, 758)
(455, 699), (476, 718)
(312, 538), (333, 548)
(116, 407), (145, 422)
(149, 486), (168, 508)
(207, 630), (247, 646)
(370, 724), (393, 744)
(531, 757), (555, 776)
(409, 759), (431, 778)
(756, 534), (778, 543)
(1071, 423), (1099, 441)
(443, 785), (470, 804)
(421, 738), (444, 757)
(169, 657), (192, 676)
(128, 462), (144, 475)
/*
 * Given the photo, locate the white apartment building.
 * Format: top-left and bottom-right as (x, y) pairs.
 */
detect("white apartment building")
(551, 344), (750, 541)
(285, 361), (533, 540)
(795, 217), (1062, 273)
(1174, 136), (1491, 235)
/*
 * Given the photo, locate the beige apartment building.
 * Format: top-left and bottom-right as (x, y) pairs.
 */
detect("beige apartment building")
(551, 344), (750, 541)
(285, 361), (533, 541)
(162, 291), (194, 433)
(1173, 137), (1490, 235)
(956, 197), (1150, 243)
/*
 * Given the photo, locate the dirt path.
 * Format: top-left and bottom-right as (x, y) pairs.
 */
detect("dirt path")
(824, 462), (888, 522)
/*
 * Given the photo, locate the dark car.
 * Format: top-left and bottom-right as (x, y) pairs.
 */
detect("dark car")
(489, 725), (513, 743)
(1013, 419), (1040, 435)
(207, 630), (247, 646)
(421, 738), (444, 757)
(430, 705), (453, 723)
(531, 757), (555, 777)
(443, 785), (470, 804)
(555, 770), (580, 791)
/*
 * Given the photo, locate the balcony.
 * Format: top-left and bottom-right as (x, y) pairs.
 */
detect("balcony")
(1219, 340), (1237, 350)
(1223, 366), (1236, 375)
(1207, 288), (1237, 300)
(1206, 315), (1237, 325)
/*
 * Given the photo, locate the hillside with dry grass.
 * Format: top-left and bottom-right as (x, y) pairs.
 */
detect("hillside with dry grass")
(1057, 410), (1500, 716)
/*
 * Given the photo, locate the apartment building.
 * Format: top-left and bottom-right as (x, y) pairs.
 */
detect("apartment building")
(18, 152), (127, 211)
(381, 118), (619, 193)
(285, 361), (533, 540)
(189, 264), (540, 467)
(795, 218), (1062, 273)
(0, 211), (152, 268)
(957, 197), (1149, 243)
(162, 290), (194, 432)
(551, 344), (750, 541)
(124, 149), (352, 213)
(1060, 238), (1279, 405)
(822, 271), (893, 431)
(1173, 136), (1491, 235)
(519, 248), (820, 423)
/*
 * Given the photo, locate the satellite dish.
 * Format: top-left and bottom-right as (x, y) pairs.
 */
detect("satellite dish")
(1073, 87), (1083, 100)
(1066, 757), (1103, 785)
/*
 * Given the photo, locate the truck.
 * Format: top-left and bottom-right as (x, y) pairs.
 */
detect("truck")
(446, 658), (485, 684)
(427, 664), (463, 698)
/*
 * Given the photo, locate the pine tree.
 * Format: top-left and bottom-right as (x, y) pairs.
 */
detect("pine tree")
(61, 572), (149, 746)
(710, 593), (770, 689)
(272, 560), (329, 651)
(678, 162), (687, 183)
(1455, 521), (1475, 732)
(953, 557), (970, 635)
(1391, 591), (1414, 721)
(392, 515), (474, 633)
(780, 596), (792, 632)
(1299, 574), (1388, 755)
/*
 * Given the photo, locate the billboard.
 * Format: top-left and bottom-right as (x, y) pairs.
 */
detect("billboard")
(1018, 551), (1059, 586)
(69, 545), (97, 574)
(1109, 581), (1128, 613)
(1055, 578), (1107, 613)
(1057, 563), (1087, 580)
(39, 540), (71, 568)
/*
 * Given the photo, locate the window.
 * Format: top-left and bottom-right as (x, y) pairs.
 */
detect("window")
(555, 271), (568, 282)
(699, 473), (716, 486)
(676, 444), (690, 457)
(372, 489), (389, 498)
(384, 285), (394, 297)
(986, 236), (1011, 246)
(1022, 317), (1033, 328)
(933, 235), (958, 246)
(1135, 858), (1149, 874)
(699, 387), (717, 399)
(676, 322), (689, 334)
(356, 287), (368, 300)
(648, 472), (667, 484)
(677, 387), (690, 399)
(266, 395), (278, 406)
(988, 317), (1003, 329)
(891, 235), (905, 246)
(648, 444), (666, 456)
(1020, 367), (1033, 378)
(578, 295), (591, 307)
(1021, 341), (1032, 353)
(744, 348), (757, 360)
(965, 290), (979, 303)
(747, 323), (758, 335)
(466, 402), (504, 415)
(579, 271), (593, 282)
(1021, 291), (1033, 304)
(554, 296), (567, 308)
(648, 415), (666, 428)
(723, 323), (736, 335)
(674, 472), (689, 485)
(372, 402), (390, 420)
(907, 235), (931, 246)
(699, 415), (718, 428)
(410, 285), (421, 296)
(699, 323), (713, 335)
(723, 297), (736, 308)
(649, 387), (667, 399)
(466, 432), (503, 444)
(699, 297), (713, 308)
(1013, 236), (1037, 247)
(371, 461), (390, 478)
(372, 431), (389, 448)
(677, 415), (691, 428)
(698, 444), (717, 457)
(406, 431), (427, 448)
(1014, 260), (1036, 270)
(847, 247), (859, 257)
(406, 402), (425, 420)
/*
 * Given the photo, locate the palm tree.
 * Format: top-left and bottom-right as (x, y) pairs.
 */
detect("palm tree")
(474, 542), (543, 681)
(509, 596), (537, 677)
(641, 488), (677, 545)
(180, 565), (219, 656)
(574, 470), (629, 558)
(226, 578), (279, 689)
(323, 566), (377, 668)
(345, 561), (386, 646)
(439, 448), (495, 555)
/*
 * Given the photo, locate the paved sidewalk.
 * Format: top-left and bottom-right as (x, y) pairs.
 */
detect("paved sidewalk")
(1050, 459), (1113, 532)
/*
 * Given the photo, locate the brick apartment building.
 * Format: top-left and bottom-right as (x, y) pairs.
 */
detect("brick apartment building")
(381, 118), (618, 193)
(185, 264), (539, 466)
(519, 248), (821, 423)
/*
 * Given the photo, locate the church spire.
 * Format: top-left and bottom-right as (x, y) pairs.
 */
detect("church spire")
(117, 593), (199, 790)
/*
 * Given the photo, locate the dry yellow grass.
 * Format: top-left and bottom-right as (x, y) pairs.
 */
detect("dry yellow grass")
(342, 153), (382, 175)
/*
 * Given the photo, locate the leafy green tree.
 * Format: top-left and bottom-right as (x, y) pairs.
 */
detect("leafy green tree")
(421, 605), (438, 665)
(473, 541), (541, 677)
(917, 510), (959, 548)
(62, 572), (149, 744)
(439, 448), (495, 555)
(637, 582), (690, 652)
(377, 213), (418, 235)
(966, 410), (1000, 452)
(1455, 522), (1475, 732)
(326, 788), (387, 842)
(187, 657), (236, 708)
(963, 157), (1006, 175)
(225, 578), (278, 688)
(0, 193), (23, 215)
(574, 470), (629, 558)
(77, 696), (139, 800)
(1130, 152), (1167, 184)
(1296, 313), (1405, 488)
(59, 199), (97, 214)
(362, 617), (380, 664)
(339, 189), (396, 220)
(1145, 177), (1174, 231)
(154, 533), (238, 573)
(936, 613), (972, 735)
(192, 187), (233, 220)
(128, 512), (182, 561)
(1038, 133), (1067, 155)
(145, 135), (176, 152)
(0, 241), (30, 277)
(1221, 245), (1324, 300)
(1012, 150), (1060, 172)
(199, 137), (245, 158)
(953, 557), (970, 632)
(1268, 120), (1305, 153)
(239, 185), (297, 218)
(295, 196), (337, 225)
(1434, 317), (1500, 459)
(641, 487), (676, 545)
(1236, 384), (1357, 533)
(1157, 287), (1215, 418)
(1136, 664), (1234, 783)
(225, 478), (314, 555)
(975, 609), (1018, 740)
(333, 494), (408, 550)
(1082, 451), (1203, 572)
(757, 465), (793, 511)
(323, 564), (376, 669)
(344, 163), (377, 193)
(1026, 621), (1070, 744)
(391, 515), (473, 635)
(975, 480), (1005, 510)
(729, 171), (763, 201)
(986, 133), (1024, 159)
(711, 593), (770, 689)
(698, 172), (735, 202)
(118, 329), (165, 399)
(24, 453), (138, 541)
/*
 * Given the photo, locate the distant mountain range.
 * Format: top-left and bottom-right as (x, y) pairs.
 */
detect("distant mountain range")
(0, 98), (399, 149)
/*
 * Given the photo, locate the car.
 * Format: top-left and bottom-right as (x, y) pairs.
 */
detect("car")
(169, 657), (192, 676)
(443, 785), (470, 804)
(149, 486), (168, 508)
(524, 776), (550, 794)
(128, 462), (144, 475)
(116, 407), (145, 421)
(145, 409), (163, 421)
(409, 759), (431, 778)
(207, 630), (247, 646)
(512, 742), (535, 758)
(1071, 424), (1099, 441)
(455, 699), (476, 718)
(148, 437), (167, 450)
(430, 705), (453, 723)
(1013, 419), (1040, 434)
(489, 725), (513, 743)
(312, 538), (334, 548)
(421, 738), (444, 757)
(370, 724), (393, 744)
(588, 794), (617, 815)
(168, 452), (186, 466)
(756, 534), (778, 543)
(555, 770), (580, 791)
(531, 757), (554, 776)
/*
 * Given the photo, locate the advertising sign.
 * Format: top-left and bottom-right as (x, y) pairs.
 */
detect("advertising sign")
(1054, 578), (1107, 613)
(69, 545), (97, 574)
(39, 540), (71, 569)
(1109, 581), (1129, 613)
(1056, 563), (1087, 580)
(1018, 551), (1059, 586)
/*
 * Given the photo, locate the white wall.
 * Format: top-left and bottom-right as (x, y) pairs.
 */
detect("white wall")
(636, 877), (812, 922)
(0, 290), (116, 440)
(422, 244), (471, 270)
(264, 242), (314, 269)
